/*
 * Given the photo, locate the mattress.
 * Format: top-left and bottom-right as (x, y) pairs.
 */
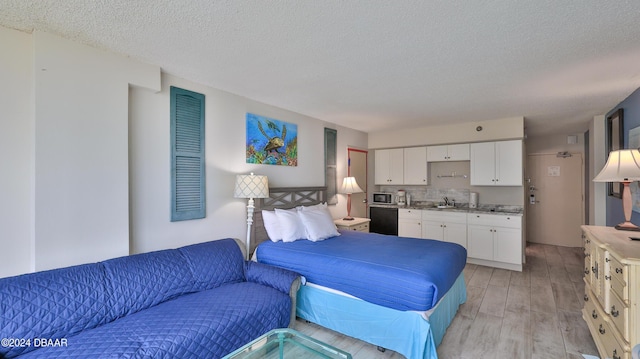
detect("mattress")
(256, 230), (467, 311)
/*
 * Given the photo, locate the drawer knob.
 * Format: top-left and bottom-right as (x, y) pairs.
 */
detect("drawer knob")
(613, 349), (620, 359)
(584, 269), (590, 275)
(598, 324), (606, 335)
(584, 294), (589, 302)
(611, 306), (619, 318)
(592, 310), (598, 319)
(605, 275), (611, 281)
(616, 267), (623, 274)
(606, 258), (611, 263)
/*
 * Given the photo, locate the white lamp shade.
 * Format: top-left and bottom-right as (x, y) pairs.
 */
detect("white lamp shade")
(340, 177), (363, 194)
(593, 149), (640, 182)
(234, 173), (269, 198)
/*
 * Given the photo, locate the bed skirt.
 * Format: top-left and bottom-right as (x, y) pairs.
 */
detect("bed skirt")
(296, 273), (467, 359)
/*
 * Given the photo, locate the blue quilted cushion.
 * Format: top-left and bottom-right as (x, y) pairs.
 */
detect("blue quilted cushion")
(0, 263), (110, 358)
(179, 239), (245, 291)
(18, 282), (292, 359)
(102, 249), (196, 319)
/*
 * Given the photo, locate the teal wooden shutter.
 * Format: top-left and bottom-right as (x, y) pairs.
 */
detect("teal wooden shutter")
(325, 128), (338, 204)
(171, 86), (205, 221)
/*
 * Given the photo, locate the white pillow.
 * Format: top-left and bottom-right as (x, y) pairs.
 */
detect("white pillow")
(297, 206), (340, 242)
(261, 210), (282, 242)
(275, 208), (307, 242)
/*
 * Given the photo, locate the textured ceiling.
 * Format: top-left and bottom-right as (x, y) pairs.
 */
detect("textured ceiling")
(2, 0), (640, 138)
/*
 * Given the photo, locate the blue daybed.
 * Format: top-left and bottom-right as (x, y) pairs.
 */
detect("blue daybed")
(0, 238), (300, 359)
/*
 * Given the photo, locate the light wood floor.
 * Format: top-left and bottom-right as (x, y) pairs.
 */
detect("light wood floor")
(292, 243), (599, 359)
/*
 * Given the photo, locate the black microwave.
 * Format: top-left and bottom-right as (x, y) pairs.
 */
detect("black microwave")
(372, 192), (394, 204)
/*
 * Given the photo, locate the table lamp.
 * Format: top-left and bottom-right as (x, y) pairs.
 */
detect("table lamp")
(234, 173), (269, 258)
(593, 149), (640, 231)
(340, 177), (363, 220)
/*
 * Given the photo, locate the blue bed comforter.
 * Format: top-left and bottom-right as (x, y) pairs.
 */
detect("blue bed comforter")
(256, 230), (467, 312)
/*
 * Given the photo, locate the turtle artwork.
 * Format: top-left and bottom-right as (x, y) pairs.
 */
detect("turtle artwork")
(245, 113), (298, 166)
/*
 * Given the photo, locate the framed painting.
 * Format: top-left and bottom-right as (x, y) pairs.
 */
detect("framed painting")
(246, 113), (298, 166)
(606, 108), (624, 198)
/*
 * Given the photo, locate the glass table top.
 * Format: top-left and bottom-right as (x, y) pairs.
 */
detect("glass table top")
(222, 328), (352, 359)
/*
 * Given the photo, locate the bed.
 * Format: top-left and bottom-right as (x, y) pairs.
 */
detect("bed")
(251, 187), (467, 359)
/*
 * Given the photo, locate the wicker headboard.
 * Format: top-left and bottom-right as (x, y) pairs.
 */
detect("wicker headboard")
(251, 187), (327, 253)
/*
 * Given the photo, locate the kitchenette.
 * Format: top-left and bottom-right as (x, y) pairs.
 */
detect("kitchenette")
(369, 140), (525, 271)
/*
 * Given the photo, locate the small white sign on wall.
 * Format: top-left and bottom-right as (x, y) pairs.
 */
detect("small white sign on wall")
(547, 166), (561, 177)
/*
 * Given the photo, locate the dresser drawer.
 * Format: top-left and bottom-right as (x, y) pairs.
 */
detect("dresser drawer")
(350, 223), (369, 232)
(601, 326), (629, 359)
(609, 291), (630, 341)
(609, 255), (628, 300)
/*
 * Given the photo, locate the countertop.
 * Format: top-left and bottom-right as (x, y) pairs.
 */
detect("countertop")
(369, 202), (523, 216)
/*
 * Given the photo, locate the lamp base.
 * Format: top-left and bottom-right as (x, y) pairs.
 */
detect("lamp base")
(615, 221), (640, 231)
(342, 216), (355, 221)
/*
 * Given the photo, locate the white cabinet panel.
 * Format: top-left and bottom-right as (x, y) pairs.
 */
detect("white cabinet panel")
(470, 140), (522, 186)
(494, 227), (522, 264)
(398, 208), (422, 238)
(375, 149), (404, 185)
(467, 225), (494, 260)
(403, 147), (428, 185)
(426, 144), (469, 162)
(467, 213), (522, 269)
(422, 211), (467, 248)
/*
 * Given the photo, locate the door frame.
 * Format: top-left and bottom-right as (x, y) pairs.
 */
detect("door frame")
(347, 147), (368, 218)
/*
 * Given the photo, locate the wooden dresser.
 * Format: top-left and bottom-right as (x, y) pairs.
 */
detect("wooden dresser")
(582, 225), (640, 359)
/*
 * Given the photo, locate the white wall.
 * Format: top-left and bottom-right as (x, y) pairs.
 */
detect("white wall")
(0, 27), (34, 277)
(526, 133), (585, 155)
(1, 28), (368, 277)
(31, 32), (160, 271)
(368, 116), (524, 149)
(129, 73), (367, 254)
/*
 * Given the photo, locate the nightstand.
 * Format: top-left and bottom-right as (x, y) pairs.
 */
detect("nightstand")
(334, 217), (371, 232)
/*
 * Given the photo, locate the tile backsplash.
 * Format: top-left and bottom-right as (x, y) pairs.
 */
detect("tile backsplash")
(379, 186), (470, 205)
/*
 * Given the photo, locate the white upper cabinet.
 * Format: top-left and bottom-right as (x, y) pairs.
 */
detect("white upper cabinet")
(375, 149), (404, 185)
(426, 144), (470, 162)
(470, 140), (522, 186)
(403, 147), (428, 185)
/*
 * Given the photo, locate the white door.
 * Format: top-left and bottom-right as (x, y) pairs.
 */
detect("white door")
(443, 222), (468, 249)
(348, 148), (368, 219)
(374, 149), (390, 185)
(467, 225), (494, 260)
(398, 220), (422, 238)
(470, 142), (496, 185)
(496, 140), (523, 186)
(447, 144), (470, 161)
(422, 220), (444, 241)
(526, 153), (584, 247)
(388, 149), (404, 184)
(494, 227), (522, 264)
(404, 147), (428, 185)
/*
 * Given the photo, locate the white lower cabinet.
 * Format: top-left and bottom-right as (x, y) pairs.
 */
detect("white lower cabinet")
(398, 209), (422, 238)
(467, 213), (522, 271)
(422, 211), (467, 249)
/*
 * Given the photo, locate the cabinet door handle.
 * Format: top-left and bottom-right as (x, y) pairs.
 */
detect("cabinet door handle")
(584, 294), (589, 302)
(598, 324), (606, 335)
(616, 267), (623, 274)
(606, 258), (611, 263)
(586, 239), (591, 244)
(605, 275), (611, 281)
(592, 310), (598, 319)
(611, 306), (619, 318)
(584, 268), (590, 275)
